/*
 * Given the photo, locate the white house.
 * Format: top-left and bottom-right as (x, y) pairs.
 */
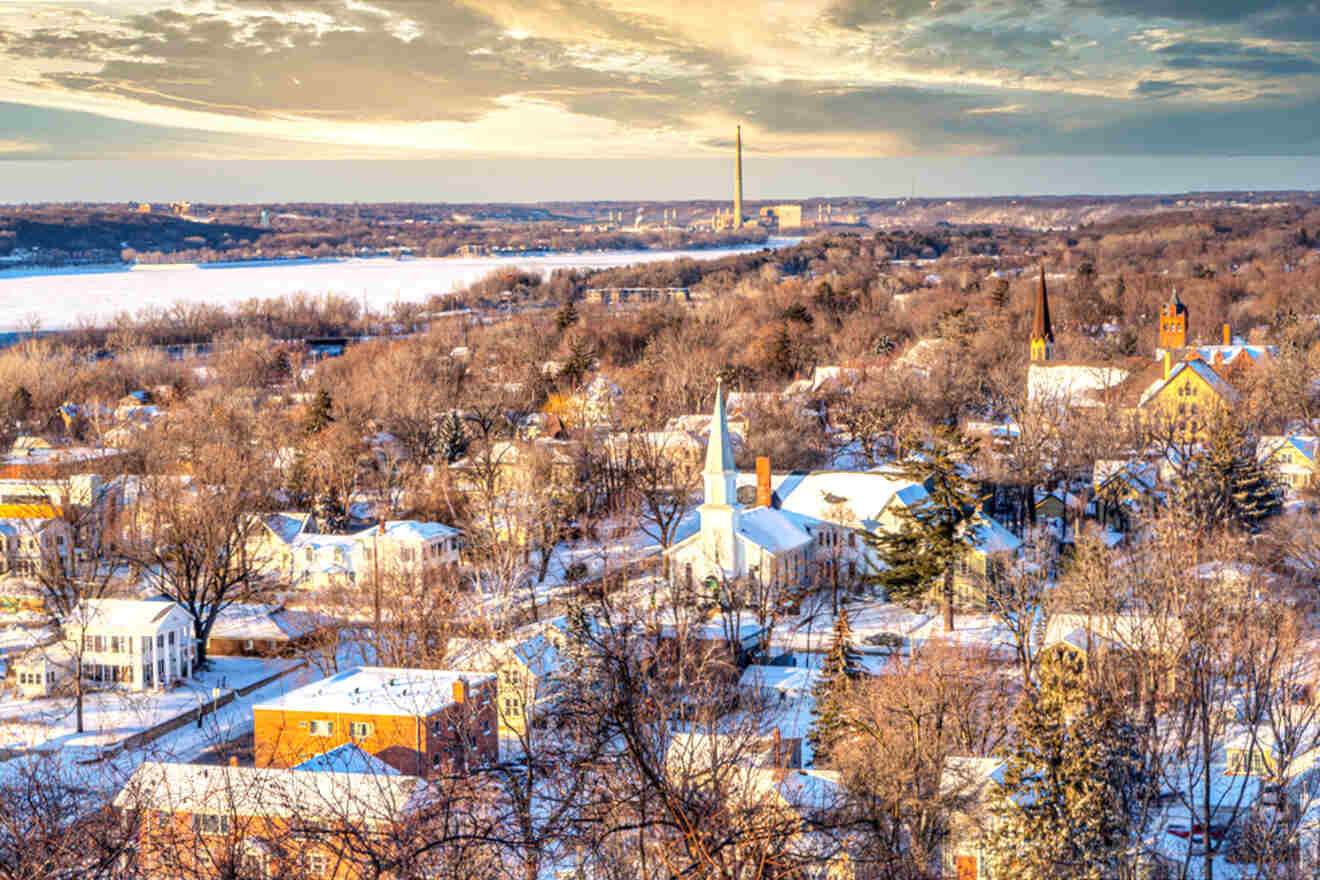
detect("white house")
(352, 520), (463, 579)
(12, 598), (194, 697)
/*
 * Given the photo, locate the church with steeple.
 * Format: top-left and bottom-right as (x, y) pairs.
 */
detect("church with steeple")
(1024, 263), (1132, 406)
(663, 383), (812, 590)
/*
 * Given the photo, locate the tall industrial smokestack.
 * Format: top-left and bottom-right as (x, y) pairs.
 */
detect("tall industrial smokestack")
(734, 125), (743, 230)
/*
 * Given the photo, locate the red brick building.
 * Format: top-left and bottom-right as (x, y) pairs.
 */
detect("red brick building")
(253, 666), (497, 777)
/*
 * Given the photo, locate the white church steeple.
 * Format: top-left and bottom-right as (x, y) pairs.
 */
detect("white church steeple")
(703, 381), (738, 508)
(698, 381), (741, 575)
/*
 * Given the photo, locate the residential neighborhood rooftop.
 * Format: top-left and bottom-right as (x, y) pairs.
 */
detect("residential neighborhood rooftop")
(253, 666), (494, 717)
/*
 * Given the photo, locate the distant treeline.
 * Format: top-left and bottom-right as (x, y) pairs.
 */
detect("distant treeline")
(0, 204), (767, 268)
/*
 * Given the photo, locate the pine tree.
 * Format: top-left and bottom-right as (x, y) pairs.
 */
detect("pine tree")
(303, 389), (334, 435)
(1174, 412), (1283, 533)
(808, 608), (862, 764)
(864, 427), (983, 631)
(10, 386), (31, 425)
(315, 487), (350, 534)
(562, 335), (596, 387)
(986, 683), (1146, 880)
(439, 411), (469, 463)
(555, 300), (580, 332)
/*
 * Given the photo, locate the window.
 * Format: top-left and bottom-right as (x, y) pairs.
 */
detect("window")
(308, 720), (335, 737)
(1226, 747), (1273, 776)
(304, 853), (328, 878)
(192, 813), (231, 835)
(349, 721), (373, 738)
(168, 631), (176, 646)
(244, 639), (255, 652)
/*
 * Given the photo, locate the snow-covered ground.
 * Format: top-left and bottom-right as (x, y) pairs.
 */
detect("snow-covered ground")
(768, 593), (1019, 661)
(0, 239), (798, 332)
(0, 656), (302, 751)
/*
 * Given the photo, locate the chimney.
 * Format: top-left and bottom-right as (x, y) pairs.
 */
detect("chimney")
(452, 678), (468, 704)
(1223, 323), (1231, 346)
(734, 125), (743, 229)
(1163, 351), (1171, 381)
(756, 457), (772, 508)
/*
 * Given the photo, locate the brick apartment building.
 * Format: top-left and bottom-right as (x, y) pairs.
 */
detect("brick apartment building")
(114, 757), (428, 880)
(253, 666), (497, 777)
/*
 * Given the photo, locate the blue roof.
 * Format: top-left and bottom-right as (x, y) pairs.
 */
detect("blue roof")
(293, 743), (400, 775)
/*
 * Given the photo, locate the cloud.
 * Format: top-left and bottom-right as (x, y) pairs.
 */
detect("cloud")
(1155, 39), (1320, 76)
(0, 0), (1319, 158)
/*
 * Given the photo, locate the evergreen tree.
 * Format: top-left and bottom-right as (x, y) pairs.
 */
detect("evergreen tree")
(439, 411), (469, 463)
(303, 389), (334, 435)
(1174, 413), (1283, 533)
(808, 608), (863, 764)
(561, 335), (596, 387)
(555, 300), (580, 332)
(10, 386), (31, 425)
(315, 487), (350, 534)
(864, 427), (983, 632)
(986, 682), (1146, 880)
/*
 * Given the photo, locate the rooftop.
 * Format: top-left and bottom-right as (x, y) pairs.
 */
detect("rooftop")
(352, 520), (461, 542)
(113, 760), (426, 821)
(253, 666), (493, 718)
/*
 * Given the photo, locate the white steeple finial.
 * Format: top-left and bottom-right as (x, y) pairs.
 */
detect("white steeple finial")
(703, 381), (738, 507)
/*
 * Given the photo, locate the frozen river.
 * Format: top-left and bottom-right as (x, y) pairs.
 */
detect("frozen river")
(0, 238), (799, 332)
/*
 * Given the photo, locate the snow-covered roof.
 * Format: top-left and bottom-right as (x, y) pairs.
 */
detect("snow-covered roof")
(293, 743), (400, 775)
(737, 506), (812, 553)
(970, 515), (1022, 555)
(1138, 359), (1241, 407)
(938, 755), (1004, 799)
(253, 666), (493, 718)
(1043, 612), (1184, 653)
(351, 520), (460, 542)
(739, 664), (820, 697)
(1262, 434), (1319, 466)
(207, 603), (329, 642)
(1027, 361), (1131, 407)
(70, 598), (189, 634)
(509, 632), (564, 680)
(113, 761), (426, 821)
(735, 470), (927, 531)
(1185, 343), (1275, 366)
(259, 512), (313, 546)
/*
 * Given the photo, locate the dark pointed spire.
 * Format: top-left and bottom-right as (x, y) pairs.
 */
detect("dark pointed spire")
(1167, 288), (1186, 314)
(1032, 264), (1053, 343)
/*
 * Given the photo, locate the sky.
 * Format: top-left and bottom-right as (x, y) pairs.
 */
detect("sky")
(0, 0), (1319, 199)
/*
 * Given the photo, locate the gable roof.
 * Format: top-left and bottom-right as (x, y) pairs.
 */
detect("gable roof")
(208, 603), (330, 642)
(737, 506), (812, 554)
(73, 598), (187, 632)
(293, 743), (400, 775)
(1138, 358), (1241, 407)
(257, 512), (313, 547)
(736, 470), (927, 531)
(113, 761), (426, 821)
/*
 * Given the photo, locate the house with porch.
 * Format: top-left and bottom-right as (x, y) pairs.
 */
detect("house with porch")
(11, 598), (194, 697)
